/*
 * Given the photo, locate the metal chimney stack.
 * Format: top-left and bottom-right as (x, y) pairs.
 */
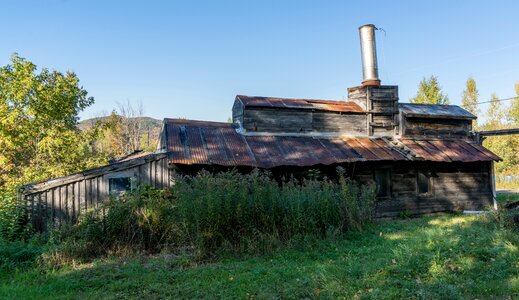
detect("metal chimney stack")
(359, 24), (381, 86)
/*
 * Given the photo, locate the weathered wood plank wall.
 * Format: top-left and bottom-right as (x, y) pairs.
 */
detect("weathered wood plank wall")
(403, 117), (471, 138)
(348, 85), (399, 137)
(21, 153), (171, 231)
(240, 107), (367, 135)
(354, 161), (494, 217)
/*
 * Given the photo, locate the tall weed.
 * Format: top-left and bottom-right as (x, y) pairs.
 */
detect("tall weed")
(0, 190), (31, 241)
(48, 169), (376, 262)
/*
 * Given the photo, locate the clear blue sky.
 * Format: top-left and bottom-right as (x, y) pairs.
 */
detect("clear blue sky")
(1, 0), (518, 122)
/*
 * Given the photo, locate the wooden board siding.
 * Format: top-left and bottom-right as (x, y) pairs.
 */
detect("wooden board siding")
(22, 154), (170, 231)
(263, 161), (493, 218)
(242, 108), (313, 132)
(241, 107), (367, 135)
(403, 117), (472, 138)
(312, 112), (366, 134)
(367, 161), (493, 217)
(348, 85), (399, 137)
(232, 99), (244, 126)
(348, 86), (368, 109)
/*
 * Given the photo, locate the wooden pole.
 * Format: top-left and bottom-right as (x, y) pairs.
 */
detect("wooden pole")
(477, 128), (519, 137)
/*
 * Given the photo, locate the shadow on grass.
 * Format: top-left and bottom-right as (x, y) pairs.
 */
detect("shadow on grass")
(1, 215), (518, 299)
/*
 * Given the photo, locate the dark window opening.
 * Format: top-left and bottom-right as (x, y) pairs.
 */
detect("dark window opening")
(109, 177), (132, 195)
(374, 169), (391, 198)
(417, 170), (431, 195)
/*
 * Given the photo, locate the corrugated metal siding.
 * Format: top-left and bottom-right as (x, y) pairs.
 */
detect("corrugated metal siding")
(165, 120), (500, 168)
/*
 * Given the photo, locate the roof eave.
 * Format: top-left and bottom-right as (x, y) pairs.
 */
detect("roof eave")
(402, 113), (476, 120)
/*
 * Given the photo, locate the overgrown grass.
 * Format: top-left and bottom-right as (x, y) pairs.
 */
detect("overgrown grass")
(1, 214), (517, 299)
(42, 170), (375, 264)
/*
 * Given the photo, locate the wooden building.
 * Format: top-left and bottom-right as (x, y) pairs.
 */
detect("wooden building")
(20, 152), (170, 231)
(20, 24), (501, 228)
(156, 87), (499, 218)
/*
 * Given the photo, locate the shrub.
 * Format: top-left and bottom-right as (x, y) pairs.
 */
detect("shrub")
(48, 169), (376, 262)
(0, 237), (45, 271)
(0, 189), (31, 241)
(487, 205), (519, 231)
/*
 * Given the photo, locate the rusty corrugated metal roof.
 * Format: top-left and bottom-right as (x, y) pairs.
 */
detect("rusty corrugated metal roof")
(399, 138), (500, 162)
(164, 119), (500, 168)
(236, 95), (366, 113)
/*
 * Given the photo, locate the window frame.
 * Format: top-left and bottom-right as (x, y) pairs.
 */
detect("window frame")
(373, 168), (392, 199)
(106, 170), (137, 197)
(416, 169), (433, 197)
(108, 177), (135, 195)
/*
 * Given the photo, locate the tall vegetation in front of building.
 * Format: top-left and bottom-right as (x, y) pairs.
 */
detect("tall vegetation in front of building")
(44, 170), (376, 264)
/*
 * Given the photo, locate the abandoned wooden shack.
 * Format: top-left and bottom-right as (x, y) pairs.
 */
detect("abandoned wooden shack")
(20, 24), (501, 230)
(19, 152), (170, 230)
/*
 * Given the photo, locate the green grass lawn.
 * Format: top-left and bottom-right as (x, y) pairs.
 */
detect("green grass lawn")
(1, 214), (518, 299)
(497, 192), (519, 204)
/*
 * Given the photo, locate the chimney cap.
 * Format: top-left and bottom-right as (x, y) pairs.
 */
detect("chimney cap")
(358, 24), (377, 30)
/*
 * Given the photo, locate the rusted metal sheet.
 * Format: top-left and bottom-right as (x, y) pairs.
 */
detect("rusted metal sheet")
(236, 95), (365, 113)
(220, 127), (258, 167)
(165, 119), (500, 168)
(414, 140), (451, 162)
(203, 128), (233, 166)
(399, 103), (476, 120)
(371, 139), (404, 161)
(469, 142), (502, 161)
(341, 137), (380, 160)
(400, 138), (501, 162)
(428, 139), (466, 162)
(167, 125), (189, 165)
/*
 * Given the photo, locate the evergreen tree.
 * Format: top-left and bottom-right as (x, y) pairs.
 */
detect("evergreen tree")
(461, 77), (480, 128)
(410, 76), (449, 105)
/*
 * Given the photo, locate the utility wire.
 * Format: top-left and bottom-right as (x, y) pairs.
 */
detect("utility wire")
(475, 96), (516, 105)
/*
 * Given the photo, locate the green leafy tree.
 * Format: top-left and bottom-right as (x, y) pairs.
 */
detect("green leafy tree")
(509, 82), (519, 126)
(0, 54), (106, 190)
(461, 77), (480, 128)
(410, 75), (449, 105)
(482, 93), (519, 174)
(0, 54), (110, 240)
(485, 93), (504, 130)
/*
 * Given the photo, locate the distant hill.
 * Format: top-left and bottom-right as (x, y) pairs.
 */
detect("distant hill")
(78, 116), (163, 152)
(78, 116), (162, 131)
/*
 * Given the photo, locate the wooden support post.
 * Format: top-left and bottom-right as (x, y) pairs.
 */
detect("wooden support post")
(490, 161), (497, 210)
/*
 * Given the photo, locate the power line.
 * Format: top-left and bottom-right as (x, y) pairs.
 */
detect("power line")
(475, 96), (516, 105)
